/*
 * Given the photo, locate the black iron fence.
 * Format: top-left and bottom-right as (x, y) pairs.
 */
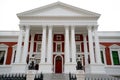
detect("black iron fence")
(0, 73), (26, 80)
(34, 73), (43, 80)
(69, 73), (77, 80)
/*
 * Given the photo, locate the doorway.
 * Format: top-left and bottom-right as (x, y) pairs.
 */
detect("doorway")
(55, 56), (62, 73)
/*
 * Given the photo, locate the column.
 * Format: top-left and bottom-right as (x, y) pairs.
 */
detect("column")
(65, 26), (70, 63)
(29, 33), (35, 57)
(41, 26), (47, 63)
(71, 26), (76, 63)
(47, 26), (53, 64)
(94, 26), (102, 64)
(21, 26), (30, 63)
(87, 26), (95, 64)
(83, 34), (88, 65)
(15, 26), (24, 63)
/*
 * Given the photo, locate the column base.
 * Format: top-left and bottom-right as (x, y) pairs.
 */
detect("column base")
(85, 63), (106, 74)
(38, 63), (52, 73)
(76, 70), (85, 80)
(11, 63), (27, 73)
(64, 62), (76, 73)
(26, 70), (36, 80)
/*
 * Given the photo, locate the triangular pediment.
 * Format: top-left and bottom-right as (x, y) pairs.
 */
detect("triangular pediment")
(17, 2), (100, 17)
(0, 44), (8, 48)
(109, 44), (120, 49)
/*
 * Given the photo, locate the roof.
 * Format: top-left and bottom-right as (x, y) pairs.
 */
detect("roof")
(17, 1), (100, 18)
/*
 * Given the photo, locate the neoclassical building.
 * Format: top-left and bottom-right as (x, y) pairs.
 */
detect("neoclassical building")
(0, 2), (120, 76)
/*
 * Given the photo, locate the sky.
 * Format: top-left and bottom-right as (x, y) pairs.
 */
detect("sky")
(0, 0), (120, 31)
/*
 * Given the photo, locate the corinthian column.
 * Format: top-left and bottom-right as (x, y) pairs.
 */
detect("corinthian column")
(87, 26), (95, 64)
(83, 34), (88, 65)
(71, 26), (76, 63)
(15, 25), (24, 63)
(47, 26), (53, 64)
(65, 26), (70, 63)
(21, 26), (30, 63)
(94, 26), (102, 64)
(41, 26), (47, 63)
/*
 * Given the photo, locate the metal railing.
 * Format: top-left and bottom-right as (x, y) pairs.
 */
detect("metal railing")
(0, 73), (26, 80)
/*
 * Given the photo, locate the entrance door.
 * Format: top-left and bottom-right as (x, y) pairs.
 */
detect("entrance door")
(55, 56), (62, 73)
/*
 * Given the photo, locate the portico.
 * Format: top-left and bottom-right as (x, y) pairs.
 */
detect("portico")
(11, 2), (105, 74)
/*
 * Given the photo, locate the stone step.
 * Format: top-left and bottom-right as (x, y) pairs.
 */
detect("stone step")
(44, 73), (69, 80)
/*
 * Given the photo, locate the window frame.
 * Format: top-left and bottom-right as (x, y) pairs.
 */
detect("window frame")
(11, 44), (23, 64)
(76, 42), (81, 53)
(56, 35), (62, 41)
(100, 44), (106, 65)
(36, 42), (42, 53)
(0, 44), (8, 65)
(56, 42), (62, 52)
(75, 35), (80, 41)
(110, 44), (120, 65)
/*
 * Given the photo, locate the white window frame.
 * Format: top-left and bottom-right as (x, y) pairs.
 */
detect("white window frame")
(11, 45), (17, 64)
(109, 44), (120, 65)
(100, 44), (106, 65)
(36, 42), (41, 53)
(56, 42), (62, 52)
(0, 44), (8, 65)
(76, 42), (81, 53)
(56, 35), (62, 41)
(75, 35), (80, 41)
(11, 44), (23, 64)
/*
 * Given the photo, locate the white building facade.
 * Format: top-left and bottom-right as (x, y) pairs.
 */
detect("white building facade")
(0, 2), (120, 76)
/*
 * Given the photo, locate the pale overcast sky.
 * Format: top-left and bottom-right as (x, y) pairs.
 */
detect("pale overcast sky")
(0, 0), (120, 31)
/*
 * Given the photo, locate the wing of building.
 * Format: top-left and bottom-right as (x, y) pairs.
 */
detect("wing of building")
(0, 1), (120, 78)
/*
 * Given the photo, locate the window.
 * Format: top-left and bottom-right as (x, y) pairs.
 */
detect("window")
(37, 34), (42, 41)
(100, 50), (104, 64)
(76, 44), (80, 52)
(0, 51), (5, 65)
(0, 44), (8, 65)
(110, 44), (120, 65)
(56, 43), (62, 52)
(37, 44), (41, 52)
(112, 51), (119, 65)
(56, 35), (62, 41)
(75, 35), (80, 41)
(13, 50), (16, 63)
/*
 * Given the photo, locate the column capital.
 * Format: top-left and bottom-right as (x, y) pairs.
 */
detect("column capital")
(30, 32), (35, 36)
(83, 33), (87, 36)
(64, 26), (70, 30)
(19, 25), (25, 30)
(25, 25), (30, 30)
(87, 26), (92, 30)
(42, 25), (47, 28)
(48, 25), (53, 28)
(93, 25), (99, 31)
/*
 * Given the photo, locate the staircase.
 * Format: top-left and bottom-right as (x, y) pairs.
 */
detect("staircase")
(44, 73), (69, 80)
